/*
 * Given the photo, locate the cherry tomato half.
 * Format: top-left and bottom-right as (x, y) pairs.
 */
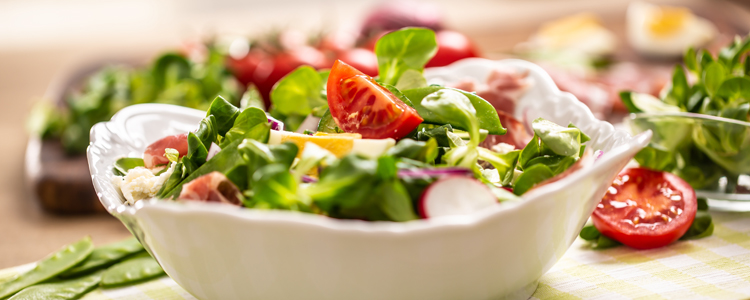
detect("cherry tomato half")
(326, 60), (423, 139)
(592, 168), (697, 249)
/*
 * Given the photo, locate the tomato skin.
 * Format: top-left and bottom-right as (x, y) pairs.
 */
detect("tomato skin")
(426, 30), (479, 68)
(326, 60), (423, 139)
(227, 46), (327, 108)
(592, 168), (697, 249)
(143, 133), (189, 168)
(226, 49), (266, 88)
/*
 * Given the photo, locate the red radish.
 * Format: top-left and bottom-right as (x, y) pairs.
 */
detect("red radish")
(418, 176), (497, 218)
(143, 133), (188, 168)
(178, 171), (242, 206)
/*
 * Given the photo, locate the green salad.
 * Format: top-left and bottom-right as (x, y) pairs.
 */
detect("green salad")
(110, 28), (592, 221)
(28, 47), (242, 154)
(622, 34), (750, 193)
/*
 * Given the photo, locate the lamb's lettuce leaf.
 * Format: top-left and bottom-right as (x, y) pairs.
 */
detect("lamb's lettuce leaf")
(374, 28), (437, 86)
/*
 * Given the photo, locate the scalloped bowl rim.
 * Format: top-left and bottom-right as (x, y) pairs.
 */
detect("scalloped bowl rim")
(90, 58), (651, 234)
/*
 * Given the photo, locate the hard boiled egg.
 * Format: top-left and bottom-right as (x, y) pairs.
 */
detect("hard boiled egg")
(526, 13), (617, 58)
(268, 130), (395, 159)
(627, 2), (716, 57)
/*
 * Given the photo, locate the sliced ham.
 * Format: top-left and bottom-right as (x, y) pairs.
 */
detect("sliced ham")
(476, 68), (530, 114)
(450, 68), (533, 151)
(143, 133), (189, 168)
(450, 67), (530, 115)
(178, 171), (242, 206)
(480, 110), (532, 150)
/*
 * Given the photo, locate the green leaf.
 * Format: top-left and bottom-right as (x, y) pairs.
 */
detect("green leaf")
(619, 91), (641, 113)
(513, 163), (555, 195)
(205, 96), (240, 136)
(194, 115), (218, 149)
(532, 118), (585, 157)
(412, 124), (454, 147)
(383, 84), (415, 107)
(680, 211), (714, 240)
(402, 86), (505, 135)
(593, 235), (622, 249)
(579, 225), (621, 249)
(719, 35), (750, 70)
(376, 179), (419, 222)
(164, 148), (180, 163)
(395, 69), (428, 90)
(715, 77), (750, 104)
(375, 28), (437, 86)
(684, 47), (699, 74)
(621, 92), (682, 113)
(113, 158), (145, 176)
(442, 146), (478, 169)
(239, 85), (266, 111)
(665, 66), (690, 108)
(699, 49), (715, 71)
(634, 144), (677, 172)
(518, 136), (541, 170)
(376, 156), (398, 179)
(477, 147), (520, 185)
(151, 53), (191, 91)
(155, 162), (184, 198)
(270, 66), (326, 118)
(316, 109), (343, 133)
(686, 86), (707, 113)
(184, 132), (208, 174)
(223, 107), (271, 146)
(247, 164), (308, 210)
(163, 139), (245, 198)
(525, 155), (576, 176)
(702, 62), (728, 98)
(420, 89), (480, 146)
(386, 138), (439, 164)
(579, 225), (601, 241)
(697, 197), (709, 211)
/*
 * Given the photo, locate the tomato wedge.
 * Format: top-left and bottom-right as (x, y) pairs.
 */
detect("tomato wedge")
(326, 60), (423, 139)
(592, 168), (697, 249)
(143, 133), (188, 168)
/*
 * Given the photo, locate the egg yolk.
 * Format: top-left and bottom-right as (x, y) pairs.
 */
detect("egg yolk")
(648, 6), (691, 37)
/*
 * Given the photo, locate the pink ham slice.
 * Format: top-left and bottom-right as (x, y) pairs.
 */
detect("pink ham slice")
(476, 68), (530, 115)
(178, 171), (242, 206)
(143, 133), (189, 168)
(450, 68), (532, 150)
(480, 110), (532, 150)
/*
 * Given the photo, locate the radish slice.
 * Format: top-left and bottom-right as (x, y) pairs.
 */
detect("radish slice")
(418, 176), (498, 218)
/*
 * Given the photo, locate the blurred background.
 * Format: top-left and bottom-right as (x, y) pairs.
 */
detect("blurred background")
(2, 0), (749, 268)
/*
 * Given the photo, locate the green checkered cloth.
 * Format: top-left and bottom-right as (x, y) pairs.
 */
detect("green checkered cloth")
(2, 211), (750, 299)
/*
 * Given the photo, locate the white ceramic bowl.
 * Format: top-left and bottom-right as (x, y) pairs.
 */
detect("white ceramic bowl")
(88, 58), (651, 300)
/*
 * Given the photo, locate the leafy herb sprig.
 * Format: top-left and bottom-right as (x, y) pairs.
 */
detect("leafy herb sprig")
(622, 35), (750, 191)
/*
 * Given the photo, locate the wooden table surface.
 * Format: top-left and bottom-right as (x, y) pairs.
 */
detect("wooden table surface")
(1, 0), (748, 269)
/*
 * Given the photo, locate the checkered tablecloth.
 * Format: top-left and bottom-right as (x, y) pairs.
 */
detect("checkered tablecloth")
(3, 211), (750, 300)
